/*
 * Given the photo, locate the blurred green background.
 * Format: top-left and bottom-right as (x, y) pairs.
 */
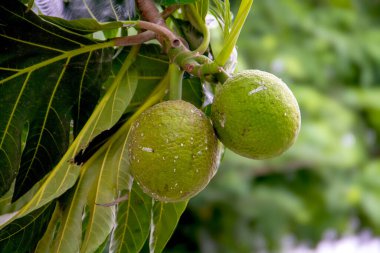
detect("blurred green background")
(167, 0), (380, 252)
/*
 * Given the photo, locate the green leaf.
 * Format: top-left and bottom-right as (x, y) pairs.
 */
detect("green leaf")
(0, 1), (114, 197)
(215, 0), (253, 66)
(0, 3), (173, 236)
(40, 16), (124, 34)
(149, 200), (188, 253)
(93, 234), (111, 253)
(0, 182), (14, 208)
(110, 184), (152, 253)
(0, 48), (139, 229)
(34, 202), (62, 253)
(126, 46), (169, 112)
(33, 58), (138, 252)
(48, 156), (104, 253)
(44, 128), (126, 253)
(79, 149), (117, 253)
(195, 0), (210, 20)
(79, 125), (134, 253)
(28, 67), (138, 253)
(0, 202), (55, 253)
(210, 0), (231, 33)
(182, 76), (203, 108)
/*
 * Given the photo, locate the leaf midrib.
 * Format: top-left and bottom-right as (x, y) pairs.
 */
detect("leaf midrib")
(17, 57), (71, 196)
(0, 34), (66, 53)
(0, 203), (51, 241)
(80, 145), (112, 252)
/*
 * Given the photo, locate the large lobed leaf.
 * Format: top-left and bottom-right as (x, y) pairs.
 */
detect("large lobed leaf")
(0, 1), (113, 198)
(0, 203), (56, 253)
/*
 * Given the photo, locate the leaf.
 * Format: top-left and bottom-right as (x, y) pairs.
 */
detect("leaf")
(0, 202), (55, 253)
(0, 1), (114, 197)
(29, 67), (138, 253)
(44, 132), (122, 253)
(42, 64), (168, 253)
(80, 134), (128, 253)
(110, 184), (152, 253)
(79, 149), (116, 253)
(0, 47), (139, 229)
(0, 43), (167, 227)
(74, 46), (170, 164)
(182, 76), (203, 108)
(39, 16), (124, 34)
(215, 0), (253, 66)
(195, 0), (209, 20)
(34, 202), (62, 253)
(149, 200), (188, 253)
(93, 234), (111, 253)
(48, 157), (102, 253)
(210, 0), (230, 31)
(0, 182), (14, 208)
(126, 46), (169, 112)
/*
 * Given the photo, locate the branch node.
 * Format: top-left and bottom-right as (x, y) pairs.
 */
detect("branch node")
(184, 64), (195, 72)
(172, 39), (181, 48)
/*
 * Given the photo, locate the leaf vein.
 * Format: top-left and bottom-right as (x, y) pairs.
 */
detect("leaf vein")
(0, 33), (66, 53)
(0, 72), (30, 149)
(17, 58), (71, 191)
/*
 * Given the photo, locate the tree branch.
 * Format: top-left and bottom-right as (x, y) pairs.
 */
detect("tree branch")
(114, 31), (155, 47)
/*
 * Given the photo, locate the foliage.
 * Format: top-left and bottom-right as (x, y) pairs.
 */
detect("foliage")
(4, 0), (378, 252)
(0, 0), (255, 252)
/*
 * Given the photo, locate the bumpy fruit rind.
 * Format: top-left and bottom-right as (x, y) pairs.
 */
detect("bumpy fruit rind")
(211, 70), (301, 159)
(127, 100), (220, 202)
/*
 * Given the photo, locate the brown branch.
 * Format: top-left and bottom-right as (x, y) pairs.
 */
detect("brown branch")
(137, 21), (180, 47)
(114, 21), (180, 47)
(114, 4), (180, 47)
(114, 31), (155, 46)
(136, 0), (181, 50)
(136, 0), (166, 25)
(161, 4), (180, 19)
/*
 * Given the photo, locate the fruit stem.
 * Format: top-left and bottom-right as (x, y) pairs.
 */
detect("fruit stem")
(116, 21), (180, 49)
(168, 46), (230, 83)
(169, 63), (184, 100)
(183, 5), (210, 54)
(216, 70), (230, 84)
(115, 0), (229, 84)
(135, 0), (180, 50)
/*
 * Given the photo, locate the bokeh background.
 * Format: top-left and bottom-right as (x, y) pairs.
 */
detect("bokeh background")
(167, 0), (380, 252)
